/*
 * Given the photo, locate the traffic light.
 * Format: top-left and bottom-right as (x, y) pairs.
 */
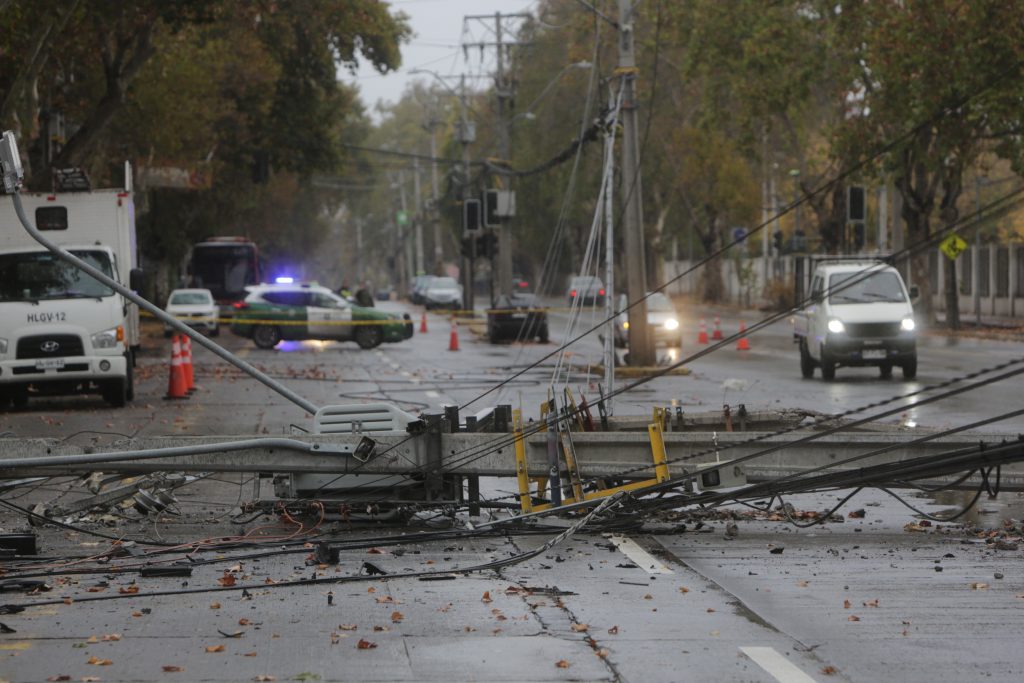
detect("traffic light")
(772, 230), (783, 254)
(484, 189), (499, 228)
(847, 185), (865, 222)
(463, 198), (481, 234)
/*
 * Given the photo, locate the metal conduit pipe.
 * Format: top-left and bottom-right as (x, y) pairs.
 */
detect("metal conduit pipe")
(10, 192), (320, 416)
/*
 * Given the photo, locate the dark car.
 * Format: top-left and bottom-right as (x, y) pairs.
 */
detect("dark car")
(488, 291), (549, 343)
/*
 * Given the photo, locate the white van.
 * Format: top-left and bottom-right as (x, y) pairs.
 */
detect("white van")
(793, 261), (917, 380)
(0, 181), (140, 408)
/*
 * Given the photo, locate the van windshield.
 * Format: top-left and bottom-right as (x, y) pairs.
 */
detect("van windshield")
(0, 251), (116, 303)
(828, 271), (906, 304)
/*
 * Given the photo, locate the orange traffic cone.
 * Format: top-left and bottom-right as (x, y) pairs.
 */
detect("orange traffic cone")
(181, 334), (196, 392)
(697, 318), (709, 345)
(736, 322), (751, 351)
(420, 312), (428, 334)
(448, 318), (460, 352)
(712, 316), (723, 340)
(165, 335), (190, 400)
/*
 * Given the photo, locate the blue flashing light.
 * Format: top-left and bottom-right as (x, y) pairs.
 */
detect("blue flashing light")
(275, 276), (294, 284)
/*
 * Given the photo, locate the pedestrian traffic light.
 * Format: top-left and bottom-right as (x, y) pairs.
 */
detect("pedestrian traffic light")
(463, 198), (481, 234)
(772, 230), (783, 254)
(847, 185), (865, 222)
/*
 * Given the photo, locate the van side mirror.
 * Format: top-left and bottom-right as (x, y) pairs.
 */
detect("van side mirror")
(130, 268), (145, 292)
(908, 285), (919, 301)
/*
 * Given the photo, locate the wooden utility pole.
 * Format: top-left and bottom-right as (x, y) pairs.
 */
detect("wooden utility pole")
(617, 0), (653, 365)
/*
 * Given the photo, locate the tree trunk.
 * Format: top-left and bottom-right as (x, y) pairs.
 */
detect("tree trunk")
(698, 210), (723, 302)
(903, 209), (935, 323)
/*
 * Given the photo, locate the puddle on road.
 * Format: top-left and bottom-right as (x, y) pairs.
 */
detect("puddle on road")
(927, 489), (1024, 526)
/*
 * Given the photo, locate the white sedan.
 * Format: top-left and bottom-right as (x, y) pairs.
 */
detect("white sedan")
(164, 288), (219, 337)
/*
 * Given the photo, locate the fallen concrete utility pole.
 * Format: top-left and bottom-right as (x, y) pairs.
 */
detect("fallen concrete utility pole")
(1, 431), (1021, 489)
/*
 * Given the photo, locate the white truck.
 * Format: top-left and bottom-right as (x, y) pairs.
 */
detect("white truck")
(793, 259), (918, 381)
(0, 175), (141, 408)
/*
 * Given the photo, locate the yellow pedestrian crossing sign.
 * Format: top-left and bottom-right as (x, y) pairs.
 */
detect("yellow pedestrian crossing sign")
(939, 233), (968, 260)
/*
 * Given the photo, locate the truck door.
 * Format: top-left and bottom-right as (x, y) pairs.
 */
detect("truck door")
(808, 275), (824, 343)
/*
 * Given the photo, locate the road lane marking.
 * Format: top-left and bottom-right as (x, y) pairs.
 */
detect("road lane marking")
(605, 534), (673, 574)
(739, 647), (819, 683)
(425, 390), (440, 398)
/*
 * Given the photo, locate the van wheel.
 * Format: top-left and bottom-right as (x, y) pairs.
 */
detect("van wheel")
(879, 363), (893, 379)
(820, 345), (836, 380)
(799, 340), (815, 378)
(11, 388), (28, 409)
(252, 325), (281, 349)
(355, 325), (383, 349)
(902, 356), (918, 380)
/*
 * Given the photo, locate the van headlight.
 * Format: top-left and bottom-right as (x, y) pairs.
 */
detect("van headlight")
(91, 326), (123, 349)
(901, 317), (916, 332)
(827, 319), (846, 334)
(663, 318), (679, 331)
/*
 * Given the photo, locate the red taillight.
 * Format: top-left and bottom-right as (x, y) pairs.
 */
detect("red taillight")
(598, 288), (606, 296)
(233, 302), (248, 310)
(570, 290), (577, 297)
(518, 281), (528, 288)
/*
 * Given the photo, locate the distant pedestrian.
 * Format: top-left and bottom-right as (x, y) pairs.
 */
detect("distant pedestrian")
(354, 281), (374, 307)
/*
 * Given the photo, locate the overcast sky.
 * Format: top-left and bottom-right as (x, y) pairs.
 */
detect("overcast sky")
(342, 0), (539, 118)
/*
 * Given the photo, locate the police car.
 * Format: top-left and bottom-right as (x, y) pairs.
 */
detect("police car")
(230, 283), (413, 350)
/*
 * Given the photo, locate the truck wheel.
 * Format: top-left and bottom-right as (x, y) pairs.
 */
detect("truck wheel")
(125, 351), (135, 401)
(210, 325), (220, 338)
(799, 340), (815, 378)
(820, 345), (836, 381)
(102, 379), (127, 408)
(902, 356), (918, 380)
(879, 363), (893, 379)
(252, 325), (281, 349)
(355, 325), (383, 349)
(11, 387), (28, 409)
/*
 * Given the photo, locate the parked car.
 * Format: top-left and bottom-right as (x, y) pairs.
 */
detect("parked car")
(410, 275), (435, 305)
(488, 289), (549, 343)
(230, 283), (413, 350)
(164, 288), (219, 337)
(567, 275), (606, 307)
(613, 292), (682, 348)
(422, 276), (463, 310)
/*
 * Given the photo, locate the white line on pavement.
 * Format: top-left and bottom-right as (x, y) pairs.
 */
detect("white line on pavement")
(739, 647), (819, 683)
(605, 534), (673, 574)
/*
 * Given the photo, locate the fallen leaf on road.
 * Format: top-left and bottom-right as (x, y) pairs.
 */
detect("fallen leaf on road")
(131, 611), (143, 617)
(678, 587), (689, 594)
(375, 596), (394, 604)
(205, 645), (225, 653)
(239, 618), (250, 626)
(821, 665), (838, 675)
(46, 676), (71, 682)
(848, 615), (860, 622)
(357, 639), (378, 650)
(904, 523), (928, 533)
(481, 591), (492, 603)
(100, 634), (121, 642)
(372, 625), (389, 632)
(86, 656), (112, 666)
(843, 599), (851, 609)
(86, 636), (99, 644)
(338, 624), (357, 631)
(391, 611), (404, 623)
(706, 608), (715, 613)
(863, 599), (879, 608)
(596, 648), (610, 658)
(118, 585), (139, 595)
(570, 623), (588, 632)
(797, 580), (809, 587)
(970, 582), (989, 590)
(607, 626), (619, 635)
(555, 660), (570, 669)
(162, 666), (183, 672)
(367, 548), (386, 554)
(81, 678), (101, 682)
(243, 652), (258, 657)
(253, 676), (276, 682)
(217, 573), (236, 587)
(643, 594), (653, 600)
(210, 602), (221, 609)
(367, 587), (376, 593)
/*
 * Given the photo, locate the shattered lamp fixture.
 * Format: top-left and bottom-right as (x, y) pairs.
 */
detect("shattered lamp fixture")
(353, 436), (377, 463)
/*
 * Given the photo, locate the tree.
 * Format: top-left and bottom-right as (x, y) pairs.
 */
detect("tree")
(830, 1), (1024, 327)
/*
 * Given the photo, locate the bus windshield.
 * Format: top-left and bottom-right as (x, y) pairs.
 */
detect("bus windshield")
(189, 241), (259, 303)
(0, 251), (115, 303)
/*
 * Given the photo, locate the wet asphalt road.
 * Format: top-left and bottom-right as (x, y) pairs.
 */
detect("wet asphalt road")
(0, 300), (1023, 681)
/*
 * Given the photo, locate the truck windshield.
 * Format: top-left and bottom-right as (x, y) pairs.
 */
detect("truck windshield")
(828, 271), (906, 304)
(0, 251), (115, 303)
